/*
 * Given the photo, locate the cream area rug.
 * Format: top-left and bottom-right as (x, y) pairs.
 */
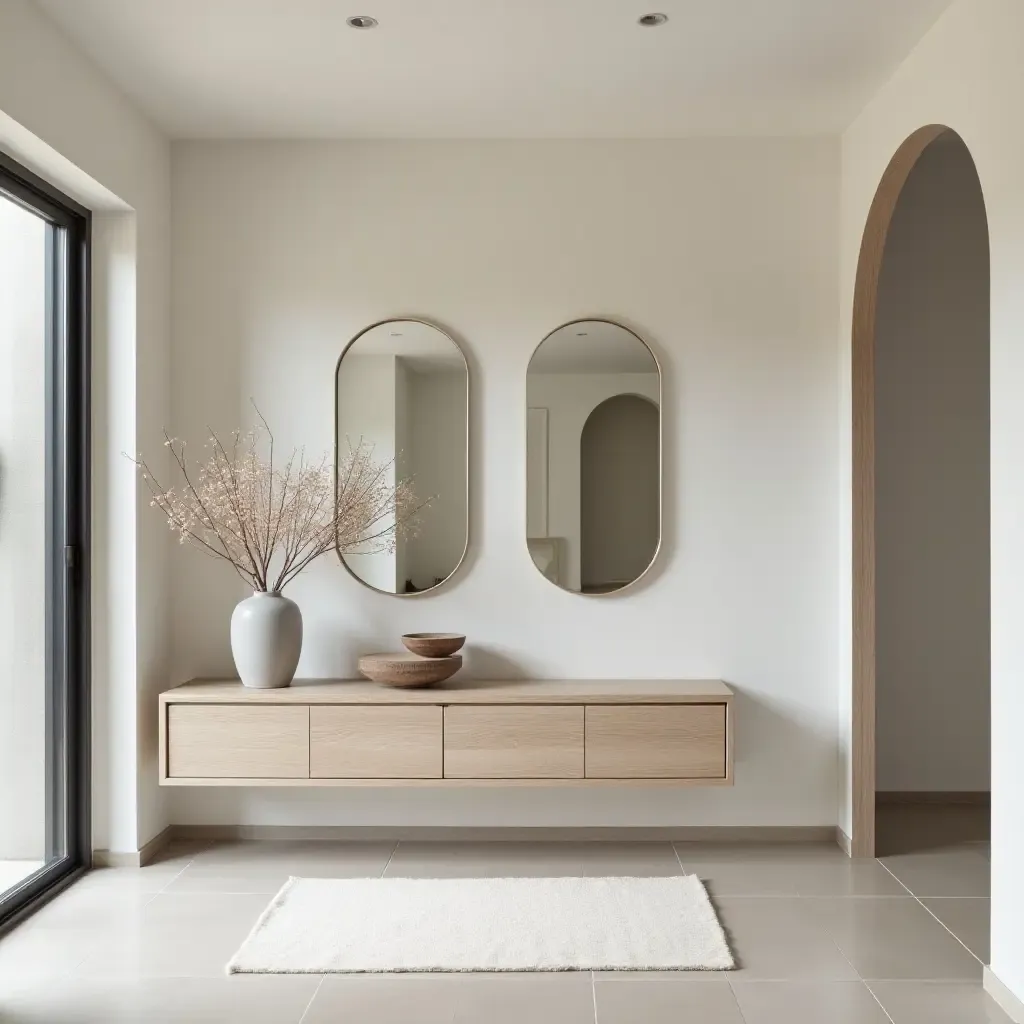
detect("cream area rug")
(227, 875), (734, 974)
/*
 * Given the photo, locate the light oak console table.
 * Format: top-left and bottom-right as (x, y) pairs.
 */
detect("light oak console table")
(159, 679), (734, 787)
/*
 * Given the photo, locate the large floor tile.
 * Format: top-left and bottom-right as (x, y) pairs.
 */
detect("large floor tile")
(0, 924), (93, 984)
(921, 898), (990, 962)
(808, 896), (982, 980)
(712, 898), (858, 981)
(164, 840), (396, 893)
(182, 839), (396, 871)
(673, 843), (849, 864)
(448, 972), (595, 1024)
(13, 875), (159, 931)
(594, 974), (744, 1023)
(302, 974), (459, 1023)
(675, 845), (904, 897)
(303, 972), (595, 1024)
(383, 842), (584, 878)
(72, 892), (270, 978)
(730, 980), (892, 1023)
(578, 842), (682, 877)
(868, 980), (1013, 1023)
(0, 975), (321, 1024)
(880, 847), (990, 897)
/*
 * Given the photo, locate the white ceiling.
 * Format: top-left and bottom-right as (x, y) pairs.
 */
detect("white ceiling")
(36, 0), (952, 138)
(530, 321), (658, 375)
(346, 320), (465, 371)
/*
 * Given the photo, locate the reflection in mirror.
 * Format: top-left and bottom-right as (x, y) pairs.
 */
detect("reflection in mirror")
(336, 319), (468, 595)
(526, 320), (660, 594)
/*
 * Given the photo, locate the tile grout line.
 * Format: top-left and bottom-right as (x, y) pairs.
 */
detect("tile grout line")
(591, 970), (599, 1024)
(875, 859), (984, 966)
(380, 841), (400, 878)
(155, 852), (203, 895)
(297, 974), (326, 1024)
(670, 842), (686, 875)
(861, 978), (898, 1024)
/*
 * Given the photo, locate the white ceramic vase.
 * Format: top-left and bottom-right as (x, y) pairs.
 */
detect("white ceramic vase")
(230, 591), (303, 689)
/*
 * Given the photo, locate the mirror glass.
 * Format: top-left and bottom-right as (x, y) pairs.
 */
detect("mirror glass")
(526, 320), (660, 594)
(336, 319), (468, 595)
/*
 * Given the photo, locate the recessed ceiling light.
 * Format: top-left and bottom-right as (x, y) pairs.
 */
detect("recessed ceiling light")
(346, 15), (378, 29)
(638, 12), (668, 26)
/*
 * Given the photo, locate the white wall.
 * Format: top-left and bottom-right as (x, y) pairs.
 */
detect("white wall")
(837, 0), (1024, 1001)
(169, 138), (840, 829)
(0, 0), (170, 853)
(875, 136), (990, 794)
(527, 372), (659, 591)
(406, 369), (467, 590)
(0, 198), (46, 859)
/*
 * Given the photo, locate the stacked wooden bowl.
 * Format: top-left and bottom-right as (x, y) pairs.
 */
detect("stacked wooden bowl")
(358, 633), (466, 688)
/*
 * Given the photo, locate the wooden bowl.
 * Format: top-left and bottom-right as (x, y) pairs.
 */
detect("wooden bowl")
(401, 633), (467, 658)
(358, 652), (462, 688)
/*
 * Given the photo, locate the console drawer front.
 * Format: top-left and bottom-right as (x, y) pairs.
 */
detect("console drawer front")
(585, 704), (727, 778)
(310, 706), (442, 778)
(167, 705), (309, 779)
(444, 705), (584, 778)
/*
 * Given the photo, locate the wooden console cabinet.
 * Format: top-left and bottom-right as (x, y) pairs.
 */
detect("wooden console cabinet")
(159, 679), (734, 787)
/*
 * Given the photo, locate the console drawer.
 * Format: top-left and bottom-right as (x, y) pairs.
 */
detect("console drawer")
(167, 704), (309, 779)
(585, 704), (727, 778)
(310, 705), (442, 778)
(444, 705), (584, 778)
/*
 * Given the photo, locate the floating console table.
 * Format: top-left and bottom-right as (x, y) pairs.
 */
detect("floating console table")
(158, 679), (734, 787)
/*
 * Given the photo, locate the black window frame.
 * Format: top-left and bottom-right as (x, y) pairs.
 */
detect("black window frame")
(0, 150), (91, 932)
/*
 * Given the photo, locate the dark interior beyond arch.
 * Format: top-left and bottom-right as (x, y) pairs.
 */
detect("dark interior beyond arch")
(580, 394), (659, 593)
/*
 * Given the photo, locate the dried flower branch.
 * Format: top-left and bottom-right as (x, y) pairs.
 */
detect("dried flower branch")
(130, 410), (424, 593)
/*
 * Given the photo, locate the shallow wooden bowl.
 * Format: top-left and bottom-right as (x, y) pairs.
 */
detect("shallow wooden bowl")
(401, 632), (467, 658)
(358, 652), (463, 688)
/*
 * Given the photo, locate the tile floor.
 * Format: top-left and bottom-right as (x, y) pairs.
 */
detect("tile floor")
(0, 808), (1006, 1023)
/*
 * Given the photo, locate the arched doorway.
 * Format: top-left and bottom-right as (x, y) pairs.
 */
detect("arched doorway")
(851, 127), (990, 857)
(580, 394), (659, 594)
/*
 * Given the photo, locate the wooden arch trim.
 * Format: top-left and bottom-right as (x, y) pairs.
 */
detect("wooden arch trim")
(851, 124), (953, 857)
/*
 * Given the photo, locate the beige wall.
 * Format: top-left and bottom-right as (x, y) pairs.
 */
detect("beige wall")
(169, 138), (840, 830)
(875, 136), (990, 793)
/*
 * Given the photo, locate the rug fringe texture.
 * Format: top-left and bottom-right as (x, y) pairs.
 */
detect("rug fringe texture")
(227, 875), (734, 975)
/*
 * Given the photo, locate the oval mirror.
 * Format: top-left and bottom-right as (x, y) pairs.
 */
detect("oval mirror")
(526, 319), (660, 594)
(335, 318), (468, 595)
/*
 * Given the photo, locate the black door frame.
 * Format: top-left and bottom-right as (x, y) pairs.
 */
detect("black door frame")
(0, 150), (91, 930)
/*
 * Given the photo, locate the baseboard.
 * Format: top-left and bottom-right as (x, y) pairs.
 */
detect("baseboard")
(876, 791), (990, 806)
(835, 827), (852, 857)
(93, 825), (174, 868)
(170, 824), (836, 844)
(984, 967), (1024, 1023)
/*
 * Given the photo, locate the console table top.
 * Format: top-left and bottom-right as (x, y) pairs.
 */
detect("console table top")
(162, 678), (733, 705)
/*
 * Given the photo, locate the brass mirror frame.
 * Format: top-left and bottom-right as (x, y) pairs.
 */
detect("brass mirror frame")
(525, 317), (663, 597)
(334, 316), (470, 597)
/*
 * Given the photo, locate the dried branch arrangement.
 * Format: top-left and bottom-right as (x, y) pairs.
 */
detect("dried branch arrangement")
(131, 413), (421, 593)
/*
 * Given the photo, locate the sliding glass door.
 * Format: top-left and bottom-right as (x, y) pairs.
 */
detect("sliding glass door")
(0, 153), (89, 928)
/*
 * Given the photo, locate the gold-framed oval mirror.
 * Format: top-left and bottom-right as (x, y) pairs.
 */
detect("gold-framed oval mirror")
(335, 318), (469, 596)
(526, 318), (661, 595)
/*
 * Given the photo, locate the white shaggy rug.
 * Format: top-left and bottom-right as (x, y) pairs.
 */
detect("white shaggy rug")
(227, 875), (734, 974)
